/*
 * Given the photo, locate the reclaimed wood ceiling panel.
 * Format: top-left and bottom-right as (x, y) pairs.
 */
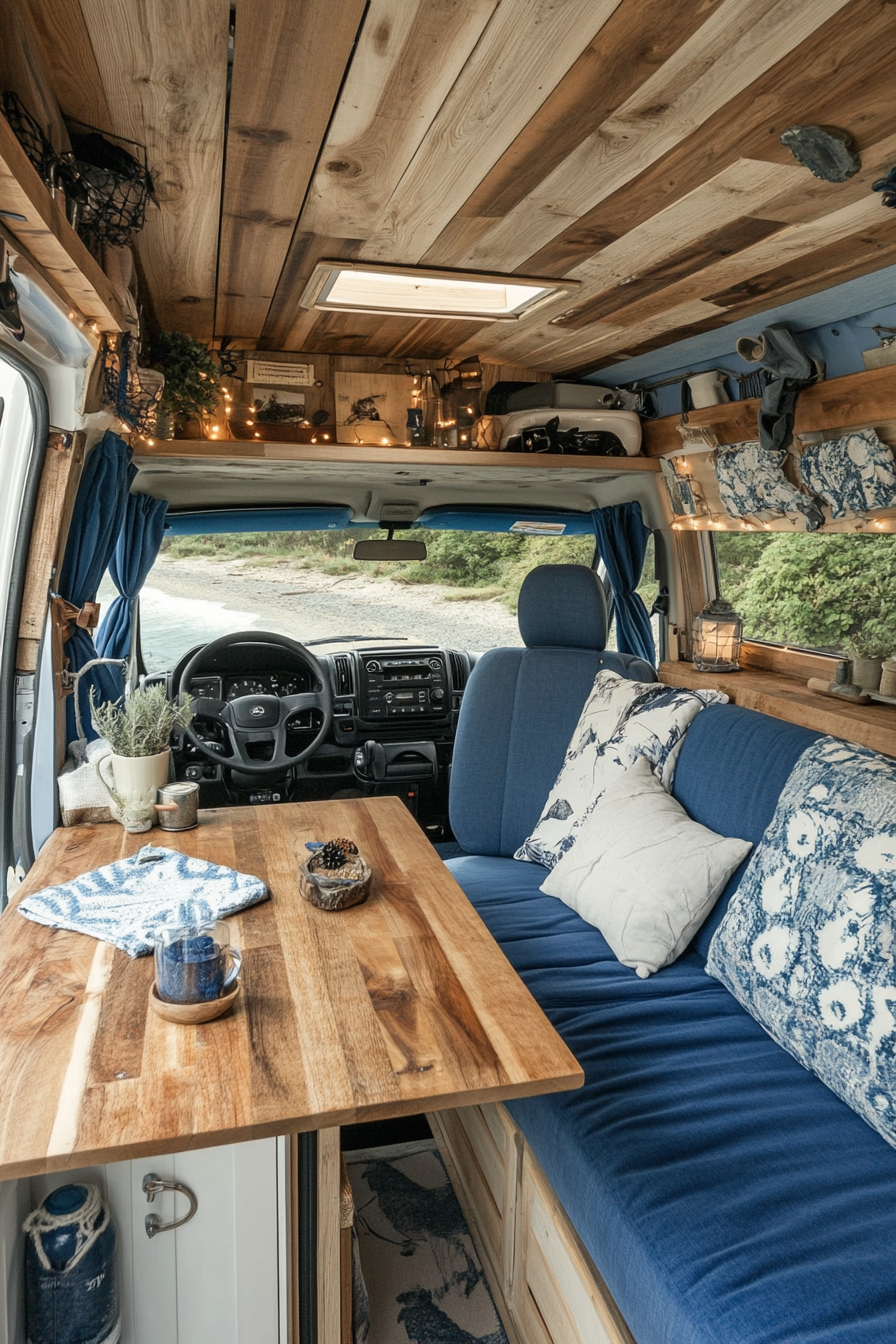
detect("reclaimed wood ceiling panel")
(23, 0), (895, 370)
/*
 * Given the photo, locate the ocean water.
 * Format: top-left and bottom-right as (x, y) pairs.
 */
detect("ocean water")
(140, 584), (269, 671)
(97, 576), (267, 672)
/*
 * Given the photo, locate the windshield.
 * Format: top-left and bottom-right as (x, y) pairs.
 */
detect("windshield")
(131, 525), (653, 672)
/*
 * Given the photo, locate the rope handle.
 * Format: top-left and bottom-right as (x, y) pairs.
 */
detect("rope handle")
(23, 1184), (110, 1274)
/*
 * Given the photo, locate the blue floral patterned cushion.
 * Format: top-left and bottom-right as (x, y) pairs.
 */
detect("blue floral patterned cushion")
(707, 737), (896, 1148)
(18, 845), (269, 956)
(798, 428), (896, 518)
(713, 439), (824, 530)
(515, 671), (726, 867)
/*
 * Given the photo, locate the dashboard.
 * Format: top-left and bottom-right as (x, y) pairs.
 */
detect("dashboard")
(160, 640), (475, 780)
(153, 637), (477, 824)
(189, 670), (311, 701)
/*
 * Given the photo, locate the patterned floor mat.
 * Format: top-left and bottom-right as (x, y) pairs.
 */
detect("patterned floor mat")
(345, 1139), (509, 1344)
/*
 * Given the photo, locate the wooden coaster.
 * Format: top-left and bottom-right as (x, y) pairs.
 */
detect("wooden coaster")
(148, 979), (240, 1024)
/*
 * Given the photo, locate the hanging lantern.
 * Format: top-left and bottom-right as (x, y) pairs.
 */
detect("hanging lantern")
(692, 598), (743, 672)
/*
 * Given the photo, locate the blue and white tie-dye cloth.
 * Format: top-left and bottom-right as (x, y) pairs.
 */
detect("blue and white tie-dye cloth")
(18, 845), (269, 957)
(707, 737), (896, 1149)
(712, 439), (824, 529)
(798, 428), (896, 518)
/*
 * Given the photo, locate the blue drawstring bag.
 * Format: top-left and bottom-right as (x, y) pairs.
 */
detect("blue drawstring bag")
(24, 1184), (120, 1344)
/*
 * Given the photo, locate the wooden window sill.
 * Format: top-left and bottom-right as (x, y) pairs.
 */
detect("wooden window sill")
(658, 661), (896, 759)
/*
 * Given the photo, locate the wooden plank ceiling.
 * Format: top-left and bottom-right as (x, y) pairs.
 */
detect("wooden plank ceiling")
(22, 0), (896, 371)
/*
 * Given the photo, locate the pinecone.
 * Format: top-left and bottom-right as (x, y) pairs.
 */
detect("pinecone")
(330, 836), (358, 856)
(319, 840), (347, 870)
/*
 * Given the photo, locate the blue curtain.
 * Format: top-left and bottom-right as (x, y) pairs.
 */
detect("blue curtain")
(96, 491), (168, 688)
(59, 431), (134, 743)
(591, 502), (656, 664)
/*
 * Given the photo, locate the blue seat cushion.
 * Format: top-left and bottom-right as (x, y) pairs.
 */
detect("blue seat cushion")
(449, 853), (896, 1344)
(672, 704), (821, 958)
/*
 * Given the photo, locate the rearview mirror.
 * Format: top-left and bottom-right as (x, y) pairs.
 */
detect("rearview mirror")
(352, 538), (427, 561)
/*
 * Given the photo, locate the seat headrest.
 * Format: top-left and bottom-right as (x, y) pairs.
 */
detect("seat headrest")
(517, 564), (608, 649)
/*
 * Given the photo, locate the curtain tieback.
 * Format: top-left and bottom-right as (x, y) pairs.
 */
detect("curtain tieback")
(51, 597), (101, 641)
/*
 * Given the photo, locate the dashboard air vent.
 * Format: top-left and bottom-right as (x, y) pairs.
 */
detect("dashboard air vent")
(448, 651), (469, 693)
(333, 654), (354, 697)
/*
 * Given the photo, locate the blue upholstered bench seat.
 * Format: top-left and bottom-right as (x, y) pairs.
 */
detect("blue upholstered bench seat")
(445, 706), (896, 1344)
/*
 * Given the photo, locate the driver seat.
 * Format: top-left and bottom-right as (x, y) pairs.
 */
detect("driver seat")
(447, 564), (655, 858)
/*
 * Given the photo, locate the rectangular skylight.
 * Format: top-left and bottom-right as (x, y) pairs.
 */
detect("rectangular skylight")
(300, 262), (577, 321)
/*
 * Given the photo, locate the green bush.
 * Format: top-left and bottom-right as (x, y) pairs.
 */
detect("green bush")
(715, 532), (896, 655)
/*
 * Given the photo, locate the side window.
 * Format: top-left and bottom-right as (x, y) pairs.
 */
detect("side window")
(713, 532), (896, 658)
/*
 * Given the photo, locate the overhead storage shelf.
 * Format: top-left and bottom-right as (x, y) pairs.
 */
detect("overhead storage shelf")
(137, 440), (661, 472)
(0, 109), (125, 333)
(641, 366), (896, 457)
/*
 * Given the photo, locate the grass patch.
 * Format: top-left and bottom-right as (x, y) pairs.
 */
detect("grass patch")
(443, 587), (505, 602)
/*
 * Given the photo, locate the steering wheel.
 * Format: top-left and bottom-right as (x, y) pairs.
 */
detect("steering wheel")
(177, 631), (333, 774)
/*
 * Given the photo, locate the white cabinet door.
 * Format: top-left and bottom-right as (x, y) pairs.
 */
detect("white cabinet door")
(20, 1139), (285, 1344)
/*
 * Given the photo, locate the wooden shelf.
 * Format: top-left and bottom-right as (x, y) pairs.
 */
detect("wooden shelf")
(137, 440), (661, 472)
(659, 660), (896, 759)
(642, 366), (896, 457)
(0, 109), (125, 333)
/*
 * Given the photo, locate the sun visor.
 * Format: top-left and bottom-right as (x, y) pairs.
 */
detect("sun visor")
(164, 507), (353, 535)
(414, 506), (595, 535)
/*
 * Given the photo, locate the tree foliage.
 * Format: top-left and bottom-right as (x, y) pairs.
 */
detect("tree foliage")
(715, 532), (896, 656)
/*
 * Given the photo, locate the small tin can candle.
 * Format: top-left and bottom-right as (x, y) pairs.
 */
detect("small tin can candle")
(156, 781), (200, 831)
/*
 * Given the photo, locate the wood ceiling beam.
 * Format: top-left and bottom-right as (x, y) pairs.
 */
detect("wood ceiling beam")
(215, 0), (367, 345)
(21, 0), (113, 132)
(355, 0), (625, 265)
(519, 0), (896, 278)
(510, 193), (895, 374)
(77, 0), (230, 339)
(261, 0), (500, 351)
(423, 0), (725, 265)
(447, 0), (853, 274)
(299, 0), (500, 244)
(448, 157), (805, 366)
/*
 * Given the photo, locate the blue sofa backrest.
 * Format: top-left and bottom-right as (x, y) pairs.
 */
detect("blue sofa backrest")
(449, 563), (655, 857)
(673, 703), (821, 958)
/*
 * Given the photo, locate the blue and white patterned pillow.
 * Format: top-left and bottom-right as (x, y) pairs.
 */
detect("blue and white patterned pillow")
(713, 440), (824, 530)
(798, 428), (896, 518)
(515, 671), (727, 867)
(18, 845), (269, 957)
(707, 737), (896, 1149)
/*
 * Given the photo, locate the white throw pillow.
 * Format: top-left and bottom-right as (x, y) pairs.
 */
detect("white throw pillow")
(515, 670), (727, 867)
(541, 758), (752, 977)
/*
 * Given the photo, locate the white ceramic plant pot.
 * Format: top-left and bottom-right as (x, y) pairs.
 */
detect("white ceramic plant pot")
(850, 657), (883, 693)
(97, 749), (171, 832)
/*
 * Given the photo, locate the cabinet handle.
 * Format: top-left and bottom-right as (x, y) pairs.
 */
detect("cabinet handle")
(142, 1173), (199, 1238)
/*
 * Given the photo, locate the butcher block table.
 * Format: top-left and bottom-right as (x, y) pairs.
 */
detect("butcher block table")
(0, 797), (582, 1341)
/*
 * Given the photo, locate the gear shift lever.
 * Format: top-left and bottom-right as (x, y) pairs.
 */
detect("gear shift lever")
(354, 740), (386, 782)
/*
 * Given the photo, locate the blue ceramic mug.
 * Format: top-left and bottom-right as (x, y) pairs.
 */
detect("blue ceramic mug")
(153, 920), (241, 1003)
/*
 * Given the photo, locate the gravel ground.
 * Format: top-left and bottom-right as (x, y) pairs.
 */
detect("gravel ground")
(139, 555), (522, 668)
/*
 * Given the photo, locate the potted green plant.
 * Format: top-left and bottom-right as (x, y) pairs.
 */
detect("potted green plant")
(90, 684), (193, 831)
(845, 628), (893, 692)
(146, 331), (220, 438)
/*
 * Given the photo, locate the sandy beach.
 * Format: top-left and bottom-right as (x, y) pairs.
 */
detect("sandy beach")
(135, 555), (523, 670)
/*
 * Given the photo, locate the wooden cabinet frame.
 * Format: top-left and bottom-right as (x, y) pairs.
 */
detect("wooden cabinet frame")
(429, 1104), (636, 1344)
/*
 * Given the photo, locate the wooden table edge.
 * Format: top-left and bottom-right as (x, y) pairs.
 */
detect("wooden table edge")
(0, 1070), (585, 1182)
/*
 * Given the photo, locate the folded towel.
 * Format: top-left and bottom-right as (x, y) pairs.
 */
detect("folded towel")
(18, 845), (269, 957)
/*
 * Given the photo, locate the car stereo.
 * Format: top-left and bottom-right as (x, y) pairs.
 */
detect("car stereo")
(359, 653), (449, 721)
